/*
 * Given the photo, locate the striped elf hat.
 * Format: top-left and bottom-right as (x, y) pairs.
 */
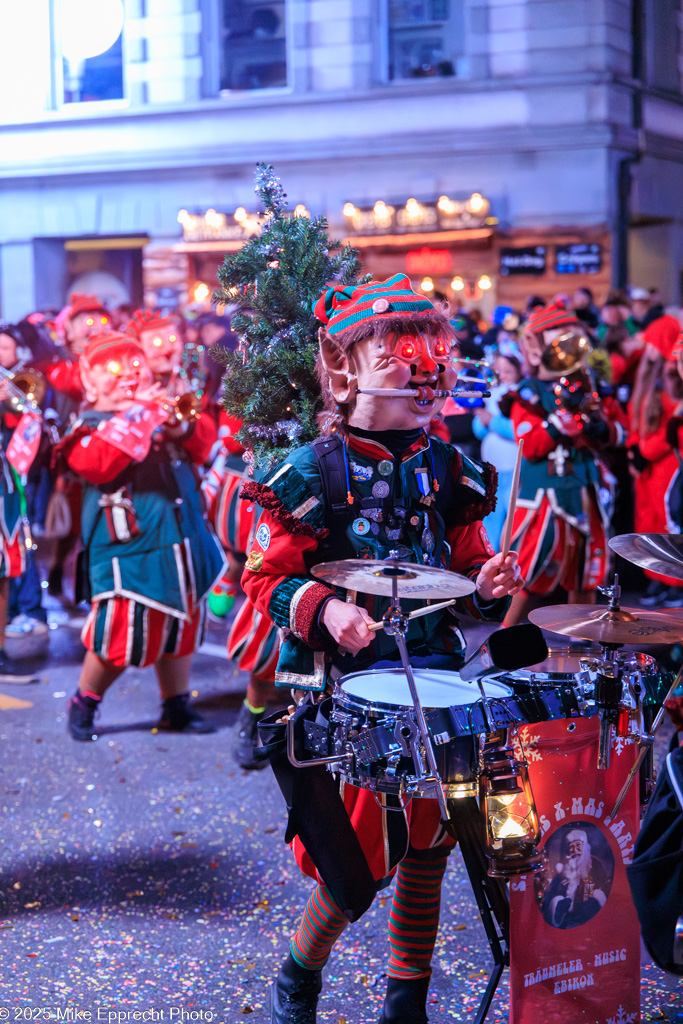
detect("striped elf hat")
(313, 274), (435, 337)
(83, 331), (145, 366)
(127, 308), (176, 337)
(526, 301), (580, 335)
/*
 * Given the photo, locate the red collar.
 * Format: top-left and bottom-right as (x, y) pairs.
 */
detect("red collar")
(345, 431), (430, 464)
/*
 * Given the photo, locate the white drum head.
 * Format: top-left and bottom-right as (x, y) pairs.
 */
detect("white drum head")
(340, 668), (512, 709)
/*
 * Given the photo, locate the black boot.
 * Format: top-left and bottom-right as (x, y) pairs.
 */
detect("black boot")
(67, 691), (99, 742)
(378, 975), (430, 1024)
(232, 702), (268, 771)
(47, 565), (63, 597)
(270, 952), (322, 1024)
(159, 693), (215, 734)
(0, 649), (40, 685)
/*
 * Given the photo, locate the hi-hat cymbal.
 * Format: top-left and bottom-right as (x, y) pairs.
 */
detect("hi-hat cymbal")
(609, 533), (683, 581)
(311, 559), (476, 599)
(529, 603), (683, 645)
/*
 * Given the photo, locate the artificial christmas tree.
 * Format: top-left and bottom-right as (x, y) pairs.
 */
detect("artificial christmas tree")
(213, 163), (367, 468)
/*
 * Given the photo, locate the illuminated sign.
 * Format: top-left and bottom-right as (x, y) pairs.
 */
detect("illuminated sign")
(555, 243), (602, 275)
(500, 246), (547, 276)
(405, 247), (452, 275)
(177, 208), (264, 243)
(343, 194), (492, 236)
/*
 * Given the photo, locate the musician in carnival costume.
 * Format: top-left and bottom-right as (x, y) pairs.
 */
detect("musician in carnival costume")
(240, 275), (523, 1024)
(202, 413), (280, 770)
(43, 294), (111, 598)
(128, 307), (219, 459)
(0, 326), (43, 681)
(54, 331), (226, 740)
(500, 301), (624, 627)
(628, 315), (683, 607)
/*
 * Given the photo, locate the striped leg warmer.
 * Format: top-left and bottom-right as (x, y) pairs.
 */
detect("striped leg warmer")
(387, 853), (449, 980)
(290, 884), (349, 971)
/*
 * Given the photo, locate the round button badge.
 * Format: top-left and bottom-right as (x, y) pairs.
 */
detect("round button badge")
(352, 517), (371, 536)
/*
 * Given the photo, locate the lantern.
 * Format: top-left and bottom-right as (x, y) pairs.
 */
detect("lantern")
(480, 741), (543, 878)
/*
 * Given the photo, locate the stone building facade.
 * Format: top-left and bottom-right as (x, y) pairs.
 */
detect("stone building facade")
(0, 0), (682, 320)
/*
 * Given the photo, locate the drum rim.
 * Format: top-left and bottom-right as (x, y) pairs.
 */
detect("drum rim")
(336, 666), (513, 711)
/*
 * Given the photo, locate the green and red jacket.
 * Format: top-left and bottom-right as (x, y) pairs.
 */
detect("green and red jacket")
(241, 430), (506, 690)
(56, 408), (225, 619)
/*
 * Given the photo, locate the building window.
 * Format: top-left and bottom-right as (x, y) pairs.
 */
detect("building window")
(388, 0), (462, 80)
(219, 1), (287, 91)
(59, 0), (125, 104)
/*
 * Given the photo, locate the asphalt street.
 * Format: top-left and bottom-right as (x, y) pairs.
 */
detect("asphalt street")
(0, 604), (681, 1023)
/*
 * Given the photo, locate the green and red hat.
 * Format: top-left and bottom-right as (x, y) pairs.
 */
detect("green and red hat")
(82, 331), (145, 367)
(313, 274), (435, 337)
(68, 293), (109, 322)
(127, 308), (176, 338)
(526, 301), (581, 336)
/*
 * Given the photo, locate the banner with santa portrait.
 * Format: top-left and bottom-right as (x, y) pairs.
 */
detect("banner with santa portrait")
(509, 716), (641, 1024)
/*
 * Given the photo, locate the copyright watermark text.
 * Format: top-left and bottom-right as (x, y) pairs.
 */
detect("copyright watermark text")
(0, 1010), (215, 1022)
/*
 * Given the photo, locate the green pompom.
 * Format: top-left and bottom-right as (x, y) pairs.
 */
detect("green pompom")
(208, 586), (235, 618)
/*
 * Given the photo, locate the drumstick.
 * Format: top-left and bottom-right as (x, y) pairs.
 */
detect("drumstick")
(367, 598), (457, 633)
(500, 437), (524, 561)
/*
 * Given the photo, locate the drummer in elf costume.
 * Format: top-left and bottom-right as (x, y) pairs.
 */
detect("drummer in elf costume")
(240, 276), (523, 1024)
(54, 331), (226, 740)
(500, 301), (624, 627)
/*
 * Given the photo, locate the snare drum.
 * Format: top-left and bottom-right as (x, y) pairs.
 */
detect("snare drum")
(331, 668), (513, 799)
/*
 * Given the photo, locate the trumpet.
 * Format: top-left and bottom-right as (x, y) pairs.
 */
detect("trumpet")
(0, 366), (46, 413)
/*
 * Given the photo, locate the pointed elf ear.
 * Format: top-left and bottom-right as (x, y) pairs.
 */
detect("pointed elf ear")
(79, 358), (98, 404)
(318, 327), (356, 404)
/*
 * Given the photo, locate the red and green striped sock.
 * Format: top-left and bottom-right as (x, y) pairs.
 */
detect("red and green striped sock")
(387, 853), (448, 980)
(245, 673), (273, 713)
(290, 884), (349, 971)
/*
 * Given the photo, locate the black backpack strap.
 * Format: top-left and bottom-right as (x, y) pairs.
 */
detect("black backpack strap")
(311, 435), (353, 520)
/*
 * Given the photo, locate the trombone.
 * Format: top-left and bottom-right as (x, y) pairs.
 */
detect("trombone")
(0, 366), (46, 414)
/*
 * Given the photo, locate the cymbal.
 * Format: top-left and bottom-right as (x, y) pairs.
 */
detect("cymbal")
(310, 558), (476, 599)
(609, 533), (683, 581)
(529, 603), (683, 645)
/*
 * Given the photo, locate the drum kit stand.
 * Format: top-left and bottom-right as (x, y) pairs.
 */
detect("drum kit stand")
(283, 533), (683, 1023)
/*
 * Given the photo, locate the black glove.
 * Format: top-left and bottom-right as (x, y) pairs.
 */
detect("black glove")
(583, 417), (609, 444)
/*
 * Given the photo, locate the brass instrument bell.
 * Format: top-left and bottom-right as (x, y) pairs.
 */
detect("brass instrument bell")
(0, 366), (46, 411)
(540, 328), (592, 377)
(160, 390), (202, 426)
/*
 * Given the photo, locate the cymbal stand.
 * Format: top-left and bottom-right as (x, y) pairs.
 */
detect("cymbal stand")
(607, 661), (683, 821)
(380, 552), (449, 820)
(594, 577), (627, 770)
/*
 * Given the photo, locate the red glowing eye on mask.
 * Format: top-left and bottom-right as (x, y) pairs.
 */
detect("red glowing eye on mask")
(86, 317), (94, 326)
(434, 339), (448, 358)
(398, 337), (417, 360)
(107, 360), (121, 375)
(101, 317), (109, 325)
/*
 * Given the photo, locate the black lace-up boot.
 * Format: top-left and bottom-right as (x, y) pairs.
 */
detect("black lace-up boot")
(270, 952), (322, 1024)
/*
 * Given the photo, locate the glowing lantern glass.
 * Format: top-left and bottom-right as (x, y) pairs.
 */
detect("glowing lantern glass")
(480, 744), (543, 878)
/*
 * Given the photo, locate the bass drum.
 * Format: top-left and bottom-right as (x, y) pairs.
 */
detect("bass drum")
(331, 668), (512, 799)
